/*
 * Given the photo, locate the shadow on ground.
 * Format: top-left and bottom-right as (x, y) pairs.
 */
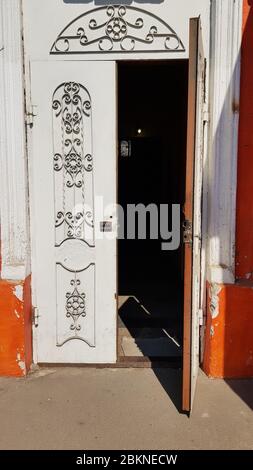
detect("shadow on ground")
(152, 367), (182, 412)
(225, 379), (253, 411)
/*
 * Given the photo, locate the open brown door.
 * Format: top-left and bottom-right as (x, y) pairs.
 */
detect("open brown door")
(182, 17), (206, 413)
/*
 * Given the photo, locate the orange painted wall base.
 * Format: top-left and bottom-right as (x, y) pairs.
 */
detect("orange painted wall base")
(203, 282), (253, 378)
(0, 276), (32, 377)
(203, 2), (253, 380)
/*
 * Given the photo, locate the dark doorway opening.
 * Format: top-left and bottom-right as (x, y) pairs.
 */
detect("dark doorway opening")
(117, 60), (188, 365)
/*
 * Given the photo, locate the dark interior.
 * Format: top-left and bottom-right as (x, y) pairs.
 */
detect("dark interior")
(117, 60), (188, 360)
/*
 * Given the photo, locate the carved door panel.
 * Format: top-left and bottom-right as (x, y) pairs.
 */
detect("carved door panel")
(31, 61), (117, 363)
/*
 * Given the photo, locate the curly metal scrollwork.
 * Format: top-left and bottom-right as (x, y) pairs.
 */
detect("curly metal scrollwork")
(53, 81), (94, 244)
(55, 210), (94, 239)
(56, 263), (95, 348)
(66, 278), (86, 333)
(52, 82), (93, 188)
(50, 5), (185, 54)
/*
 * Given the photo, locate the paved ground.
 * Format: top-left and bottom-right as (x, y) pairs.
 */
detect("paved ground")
(0, 367), (252, 450)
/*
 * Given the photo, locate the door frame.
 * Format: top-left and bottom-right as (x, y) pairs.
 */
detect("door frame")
(29, 53), (205, 367)
(12, 1), (241, 370)
(29, 55), (205, 368)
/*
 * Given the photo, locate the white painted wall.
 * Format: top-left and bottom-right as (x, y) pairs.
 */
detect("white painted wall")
(22, 0), (211, 60)
(0, 0), (30, 281)
(206, 0), (242, 284)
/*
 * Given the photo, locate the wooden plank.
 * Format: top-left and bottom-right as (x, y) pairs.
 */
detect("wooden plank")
(182, 18), (199, 412)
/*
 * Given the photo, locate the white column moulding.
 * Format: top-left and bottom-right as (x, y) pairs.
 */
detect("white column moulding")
(207, 0), (243, 284)
(0, 0), (30, 281)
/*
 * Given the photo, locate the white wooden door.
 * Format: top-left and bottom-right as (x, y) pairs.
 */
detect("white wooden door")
(31, 61), (117, 363)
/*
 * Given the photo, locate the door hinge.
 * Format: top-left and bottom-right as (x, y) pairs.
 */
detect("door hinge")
(32, 307), (39, 328)
(198, 309), (204, 326)
(26, 105), (37, 128)
(182, 220), (192, 244)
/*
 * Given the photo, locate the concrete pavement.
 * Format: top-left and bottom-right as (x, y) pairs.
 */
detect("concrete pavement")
(0, 367), (252, 450)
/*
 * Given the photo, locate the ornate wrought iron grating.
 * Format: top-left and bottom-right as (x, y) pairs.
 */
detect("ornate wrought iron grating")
(50, 5), (185, 54)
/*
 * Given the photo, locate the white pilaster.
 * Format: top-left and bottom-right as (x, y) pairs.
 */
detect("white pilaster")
(207, 0), (243, 284)
(0, 0), (30, 281)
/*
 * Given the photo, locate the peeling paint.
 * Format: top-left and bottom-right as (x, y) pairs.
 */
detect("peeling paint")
(209, 284), (222, 319)
(204, 281), (253, 378)
(0, 277), (32, 377)
(18, 361), (25, 372)
(14, 309), (20, 319)
(16, 352), (26, 373)
(14, 285), (23, 302)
